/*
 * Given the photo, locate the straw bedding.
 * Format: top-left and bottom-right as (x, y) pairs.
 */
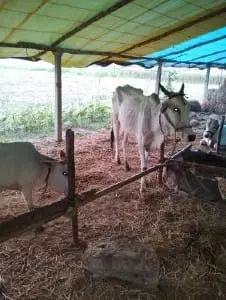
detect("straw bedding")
(0, 131), (225, 300)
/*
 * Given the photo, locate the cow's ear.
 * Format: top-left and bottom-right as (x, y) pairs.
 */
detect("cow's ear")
(161, 101), (168, 113)
(60, 150), (67, 161)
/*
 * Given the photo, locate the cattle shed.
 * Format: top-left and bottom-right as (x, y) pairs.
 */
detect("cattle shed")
(1, 0), (226, 141)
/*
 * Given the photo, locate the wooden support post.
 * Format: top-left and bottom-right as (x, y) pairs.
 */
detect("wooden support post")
(203, 66), (210, 102)
(55, 51), (63, 142)
(155, 61), (163, 183)
(155, 61), (162, 95)
(216, 115), (225, 154)
(158, 142), (165, 184)
(66, 129), (78, 245)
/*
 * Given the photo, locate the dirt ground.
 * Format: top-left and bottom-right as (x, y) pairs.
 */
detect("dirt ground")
(0, 130), (226, 300)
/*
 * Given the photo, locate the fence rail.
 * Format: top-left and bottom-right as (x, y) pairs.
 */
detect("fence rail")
(0, 143), (192, 243)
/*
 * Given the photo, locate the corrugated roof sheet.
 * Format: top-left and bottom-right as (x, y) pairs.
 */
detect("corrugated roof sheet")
(0, 0), (226, 68)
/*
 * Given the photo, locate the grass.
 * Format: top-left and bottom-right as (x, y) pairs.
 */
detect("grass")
(0, 63), (225, 142)
(0, 102), (111, 142)
(1, 63), (225, 85)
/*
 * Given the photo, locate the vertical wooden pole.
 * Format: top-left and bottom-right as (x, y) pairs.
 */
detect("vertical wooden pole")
(55, 51), (62, 142)
(158, 142), (165, 184)
(66, 129), (78, 245)
(155, 61), (164, 184)
(203, 66), (210, 102)
(155, 61), (162, 95)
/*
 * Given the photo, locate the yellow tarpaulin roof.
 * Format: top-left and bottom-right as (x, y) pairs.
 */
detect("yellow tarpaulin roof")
(0, 0), (226, 67)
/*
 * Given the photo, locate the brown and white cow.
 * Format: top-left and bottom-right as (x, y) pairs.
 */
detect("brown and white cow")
(110, 83), (195, 191)
(0, 142), (68, 211)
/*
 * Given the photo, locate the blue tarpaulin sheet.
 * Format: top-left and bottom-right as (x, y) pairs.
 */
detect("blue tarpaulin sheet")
(127, 26), (226, 69)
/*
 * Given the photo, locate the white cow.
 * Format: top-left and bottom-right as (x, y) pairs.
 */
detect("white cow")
(0, 142), (68, 211)
(111, 83), (196, 191)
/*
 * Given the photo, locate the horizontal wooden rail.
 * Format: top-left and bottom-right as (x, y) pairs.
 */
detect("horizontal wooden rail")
(0, 144), (191, 242)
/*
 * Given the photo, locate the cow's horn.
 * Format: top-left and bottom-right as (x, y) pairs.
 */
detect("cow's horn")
(159, 83), (171, 97)
(179, 83), (185, 94)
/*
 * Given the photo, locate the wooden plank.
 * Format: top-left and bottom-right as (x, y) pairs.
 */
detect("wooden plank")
(0, 197), (72, 242)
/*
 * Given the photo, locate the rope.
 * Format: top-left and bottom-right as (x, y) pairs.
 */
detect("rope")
(159, 111), (184, 156)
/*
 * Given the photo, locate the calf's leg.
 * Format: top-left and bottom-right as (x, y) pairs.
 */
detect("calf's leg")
(122, 133), (130, 171)
(22, 187), (34, 212)
(139, 145), (149, 192)
(22, 186), (45, 232)
(113, 119), (121, 164)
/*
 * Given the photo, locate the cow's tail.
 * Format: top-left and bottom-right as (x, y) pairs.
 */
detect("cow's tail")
(111, 88), (121, 150)
(110, 127), (114, 149)
(110, 91), (117, 150)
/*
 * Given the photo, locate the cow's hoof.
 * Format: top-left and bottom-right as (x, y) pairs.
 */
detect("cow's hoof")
(139, 185), (147, 195)
(36, 225), (45, 233)
(125, 162), (131, 171)
(145, 180), (152, 187)
(116, 157), (121, 165)
(139, 189), (150, 202)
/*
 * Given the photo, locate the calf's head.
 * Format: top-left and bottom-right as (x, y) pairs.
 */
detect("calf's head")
(201, 118), (219, 148)
(160, 83), (196, 142)
(42, 151), (68, 195)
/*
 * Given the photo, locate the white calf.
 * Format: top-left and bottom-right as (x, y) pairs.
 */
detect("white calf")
(0, 142), (68, 211)
(200, 117), (220, 149)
